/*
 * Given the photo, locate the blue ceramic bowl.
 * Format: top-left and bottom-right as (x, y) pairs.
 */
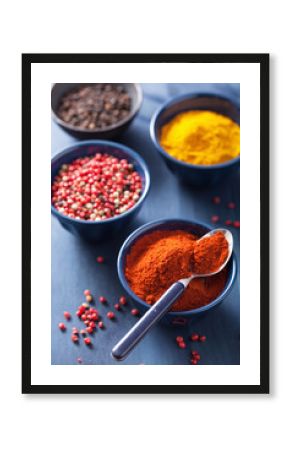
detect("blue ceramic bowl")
(51, 140), (150, 241)
(117, 219), (237, 326)
(150, 93), (240, 187)
(51, 83), (143, 140)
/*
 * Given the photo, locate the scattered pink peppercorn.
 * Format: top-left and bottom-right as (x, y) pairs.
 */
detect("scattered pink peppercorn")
(178, 341), (186, 349)
(228, 201), (236, 209)
(90, 313), (99, 322)
(211, 215), (219, 224)
(86, 327), (94, 334)
(77, 357), (83, 364)
(58, 322), (66, 331)
(176, 336), (184, 343)
(86, 294), (93, 303)
(63, 311), (71, 320)
(195, 354), (201, 361)
(84, 337), (91, 345)
(225, 219), (232, 226)
(114, 303), (121, 311)
(191, 350), (199, 357)
(77, 305), (86, 315)
(99, 296), (107, 304)
(190, 333), (199, 342)
(96, 256), (104, 263)
(72, 327), (79, 334)
(199, 335), (207, 342)
(131, 308), (140, 316)
(212, 196), (221, 204)
(71, 334), (79, 343)
(107, 311), (115, 320)
(80, 329), (86, 335)
(119, 296), (127, 306)
(89, 322), (96, 329)
(233, 220), (240, 228)
(84, 289), (91, 296)
(191, 359), (198, 365)
(98, 321), (104, 329)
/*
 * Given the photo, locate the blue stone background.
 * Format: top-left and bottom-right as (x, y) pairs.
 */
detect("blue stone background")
(51, 83), (240, 365)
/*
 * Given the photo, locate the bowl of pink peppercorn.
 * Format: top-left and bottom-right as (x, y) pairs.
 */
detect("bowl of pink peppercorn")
(51, 140), (150, 241)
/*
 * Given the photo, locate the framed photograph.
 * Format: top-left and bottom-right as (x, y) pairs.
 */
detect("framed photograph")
(22, 53), (269, 394)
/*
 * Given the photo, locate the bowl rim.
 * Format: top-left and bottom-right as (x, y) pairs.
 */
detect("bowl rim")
(117, 218), (237, 316)
(150, 92), (240, 170)
(51, 140), (150, 225)
(51, 83), (143, 133)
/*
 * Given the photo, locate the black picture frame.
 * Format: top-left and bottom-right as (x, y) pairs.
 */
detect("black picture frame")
(22, 53), (269, 394)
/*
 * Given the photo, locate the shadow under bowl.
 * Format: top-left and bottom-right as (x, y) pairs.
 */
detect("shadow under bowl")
(150, 93), (240, 187)
(51, 140), (150, 242)
(117, 218), (237, 326)
(51, 83), (143, 140)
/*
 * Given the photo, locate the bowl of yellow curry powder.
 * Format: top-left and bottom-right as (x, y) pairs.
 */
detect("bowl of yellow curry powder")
(150, 93), (240, 186)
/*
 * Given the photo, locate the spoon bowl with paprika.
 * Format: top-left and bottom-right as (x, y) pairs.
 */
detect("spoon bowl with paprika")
(112, 227), (234, 361)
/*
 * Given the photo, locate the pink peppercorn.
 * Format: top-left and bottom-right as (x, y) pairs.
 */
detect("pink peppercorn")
(228, 201), (236, 209)
(51, 154), (142, 221)
(195, 354), (201, 361)
(119, 296), (127, 306)
(131, 308), (140, 316)
(77, 357), (83, 364)
(199, 335), (207, 342)
(71, 334), (79, 343)
(225, 219), (232, 226)
(84, 289), (91, 296)
(58, 322), (66, 331)
(86, 294), (93, 303)
(72, 327), (79, 334)
(107, 311), (115, 320)
(190, 333), (199, 342)
(211, 215), (219, 224)
(191, 359), (198, 365)
(114, 303), (121, 311)
(176, 336), (184, 343)
(233, 220), (240, 228)
(90, 313), (98, 322)
(84, 337), (91, 345)
(98, 321), (104, 329)
(99, 296), (107, 304)
(212, 196), (221, 204)
(63, 311), (71, 320)
(86, 327), (94, 334)
(96, 256), (104, 263)
(178, 341), (186, 349)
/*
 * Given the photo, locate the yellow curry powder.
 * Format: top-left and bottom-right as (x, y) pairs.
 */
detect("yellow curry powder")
(159, 110), (240, 166)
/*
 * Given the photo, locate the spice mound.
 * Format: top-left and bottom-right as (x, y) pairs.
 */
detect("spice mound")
(159, 110), (240, 166)
(52, 153), (142, 221)
(57, 84), (131, 130)
(125, 230), (228, 312)
(193, 231), (228, 274)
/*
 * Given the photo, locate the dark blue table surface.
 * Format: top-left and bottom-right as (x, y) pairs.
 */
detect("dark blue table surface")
(52, 83), (240, 365)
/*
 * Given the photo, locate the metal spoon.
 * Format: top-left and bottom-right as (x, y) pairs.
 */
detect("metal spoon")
(111, 228), (233, 361)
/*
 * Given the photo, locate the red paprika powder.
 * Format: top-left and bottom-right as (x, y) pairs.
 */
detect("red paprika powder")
(125, 230), (228, 312)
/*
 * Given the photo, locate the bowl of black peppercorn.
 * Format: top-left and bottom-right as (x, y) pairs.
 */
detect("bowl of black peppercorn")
(51, 83), (143, 140)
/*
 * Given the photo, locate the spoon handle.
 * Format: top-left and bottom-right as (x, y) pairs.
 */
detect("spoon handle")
(111, 281), (185, 361)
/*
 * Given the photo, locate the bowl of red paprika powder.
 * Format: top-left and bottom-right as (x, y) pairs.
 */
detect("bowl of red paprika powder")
(117, 219), (237, 326)
(51, 140), (150, 241)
